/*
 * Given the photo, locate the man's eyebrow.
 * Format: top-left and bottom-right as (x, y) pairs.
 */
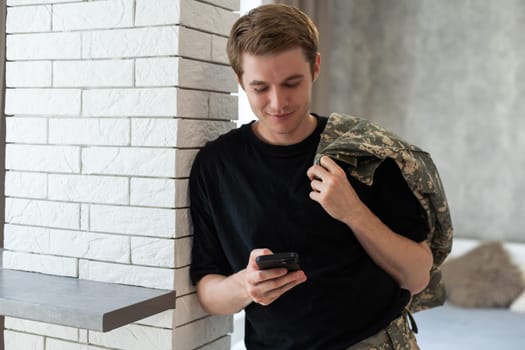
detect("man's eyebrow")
(248, 80), (267, 86)
(283, 74), (304, 81)
(248, 74), (305, 86)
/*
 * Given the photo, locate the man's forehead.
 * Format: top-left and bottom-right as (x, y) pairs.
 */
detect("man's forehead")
(241, 49), (309, 73)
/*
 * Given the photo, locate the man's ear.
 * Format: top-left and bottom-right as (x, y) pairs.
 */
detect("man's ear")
(236, 74), (245, 90)
(313, 52), (321, 82)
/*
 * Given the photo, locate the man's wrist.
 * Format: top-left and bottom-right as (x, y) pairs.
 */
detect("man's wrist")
(233, 269), (254, 307)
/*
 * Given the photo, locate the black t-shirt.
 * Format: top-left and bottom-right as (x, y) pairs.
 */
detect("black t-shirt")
(189, 115), (427, 350)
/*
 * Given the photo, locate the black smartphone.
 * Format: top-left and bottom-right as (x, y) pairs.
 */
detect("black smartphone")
(255, 252), (300, 271)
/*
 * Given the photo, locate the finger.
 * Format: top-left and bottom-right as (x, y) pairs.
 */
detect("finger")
(257, 268), (289, 281)
(309, 178), (323, 192)
(308, 165), (327, 192)
(248, 248), (273, 270)
(309, 190), (321, 202)
(246, 268), (288, 291)
(266, 271), (306, 302)
(319, 156), (339, 172)
(256, 281), (296, 305)
(306, 165), (319, 180)
(255, 271), (307, 305)
(306, 164), (328, 181)
(248, 270), (304, 303)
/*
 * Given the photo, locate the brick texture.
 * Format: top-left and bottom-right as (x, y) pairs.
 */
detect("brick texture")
(3, 0), (240, 349)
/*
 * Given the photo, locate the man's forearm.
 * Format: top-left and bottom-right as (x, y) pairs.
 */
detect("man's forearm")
(196, 271), (253, 315)
(307, 156), (433, 295)
(344, 205), (433, 295)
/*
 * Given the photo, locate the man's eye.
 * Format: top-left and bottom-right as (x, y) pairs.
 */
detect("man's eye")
(254, 86), (268, 93)
(284, 82), (300, 88)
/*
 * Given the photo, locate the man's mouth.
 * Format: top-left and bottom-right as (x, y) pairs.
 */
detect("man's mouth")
(268, 111), (293, 119)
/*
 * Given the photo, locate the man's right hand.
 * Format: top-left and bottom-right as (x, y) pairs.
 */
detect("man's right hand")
(195, 249), (307, 315)
(244, 248), (307, 306)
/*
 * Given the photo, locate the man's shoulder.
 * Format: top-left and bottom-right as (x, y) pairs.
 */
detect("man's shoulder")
(192, 123), (250, 173)
(199, 123), (249, 154)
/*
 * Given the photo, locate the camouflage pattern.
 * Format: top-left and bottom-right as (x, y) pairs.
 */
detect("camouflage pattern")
(315, 113), (453, 313)
(346, 310), (420, 350)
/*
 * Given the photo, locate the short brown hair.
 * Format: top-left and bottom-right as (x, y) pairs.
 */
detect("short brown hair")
(227, 4), (319, 79)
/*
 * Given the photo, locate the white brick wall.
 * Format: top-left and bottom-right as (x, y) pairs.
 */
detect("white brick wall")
(88, 324), (173, 350)
(5, 172), (47, 198)
(136, 310), (174, 329)
(3, 250), (78, 277)
(174, 316), (233, 350)
(52, 0), (134, 31)
(3, 0), (239, 349)
(6, 318), (79, 341)
(4, 330), (44, 350)
(6, 117), (47, 143)
(53, 60), (134, 87)
(6, 198), (80, 229)
(6, 5), (52, 33)
(6, 61), (52, 87)
(6, 88), (82, 115)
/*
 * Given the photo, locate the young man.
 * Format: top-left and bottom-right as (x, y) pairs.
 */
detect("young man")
(190, 4), (433, 349)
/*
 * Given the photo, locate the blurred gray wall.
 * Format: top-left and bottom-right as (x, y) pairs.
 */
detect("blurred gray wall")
(325, 0), (525, 242)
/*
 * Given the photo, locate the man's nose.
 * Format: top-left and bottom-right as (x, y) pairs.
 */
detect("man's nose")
(268, 87), (287, 111)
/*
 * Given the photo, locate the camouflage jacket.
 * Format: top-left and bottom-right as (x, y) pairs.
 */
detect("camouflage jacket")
(315, 113), (453, 312)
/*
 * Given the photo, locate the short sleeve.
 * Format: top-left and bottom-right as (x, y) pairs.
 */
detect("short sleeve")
(189, 151), (233, 285)
(369, 158), (428, 242)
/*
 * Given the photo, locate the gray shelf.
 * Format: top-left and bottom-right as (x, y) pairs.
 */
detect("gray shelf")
(0, 266), (176, 332)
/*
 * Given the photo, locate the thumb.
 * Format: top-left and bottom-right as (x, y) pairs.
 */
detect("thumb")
(248, 248), (273, 269)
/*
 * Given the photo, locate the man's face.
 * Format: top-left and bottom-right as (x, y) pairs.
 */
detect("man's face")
(239, 47), (320, 145)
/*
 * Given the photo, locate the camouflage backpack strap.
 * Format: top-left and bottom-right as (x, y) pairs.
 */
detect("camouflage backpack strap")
(317, 113), (453, 312)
